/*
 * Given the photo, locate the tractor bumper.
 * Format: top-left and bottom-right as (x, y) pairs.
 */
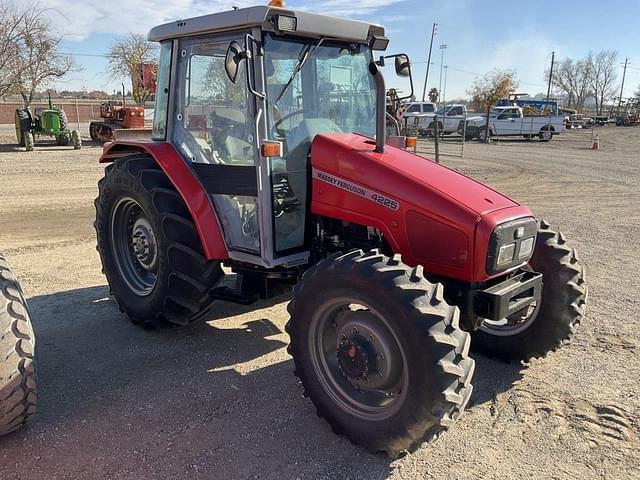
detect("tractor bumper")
(472, 270), (543, 322)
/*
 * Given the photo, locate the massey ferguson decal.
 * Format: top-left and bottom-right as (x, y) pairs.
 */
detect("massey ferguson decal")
(313, 168), (400, 211)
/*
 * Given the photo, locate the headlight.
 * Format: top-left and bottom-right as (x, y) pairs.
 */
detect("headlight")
(497, 242), (516, 266)
(518, 236), (535, 259)
(486, 218), (538, 274)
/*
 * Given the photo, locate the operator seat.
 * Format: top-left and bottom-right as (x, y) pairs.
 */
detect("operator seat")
(285, 118), (342, 203)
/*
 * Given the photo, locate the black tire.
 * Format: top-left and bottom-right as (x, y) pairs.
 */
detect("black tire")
(286, 250), (474, 456)
(477, 128), (491, 142)
(95, 155), (224, 327)
(472, 219), (587, 361)
(0, 253), (36, 436)
(56, 133), (70, 146)
(539, 127), (554, 141)
(56, 108), (68, 133)
(14, 109), (31, 148)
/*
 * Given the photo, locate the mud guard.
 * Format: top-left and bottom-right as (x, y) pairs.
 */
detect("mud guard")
(99, 141), (228, 260)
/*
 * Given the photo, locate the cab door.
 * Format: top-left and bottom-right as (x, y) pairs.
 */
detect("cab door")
(171, 33), (263, 257)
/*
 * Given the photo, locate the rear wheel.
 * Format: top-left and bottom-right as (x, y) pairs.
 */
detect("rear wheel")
(95, 155), (224, 327)
(0, 253), (36, 436)
(477, 128), (491, 142)
(472, 220), (587, 361)
(539, 128), (553, 141)
(286, 250), (474, 456)
(14, 109), (31, 148)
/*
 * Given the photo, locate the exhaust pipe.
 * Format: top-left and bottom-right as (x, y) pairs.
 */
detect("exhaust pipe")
(369, 62), (386, 154)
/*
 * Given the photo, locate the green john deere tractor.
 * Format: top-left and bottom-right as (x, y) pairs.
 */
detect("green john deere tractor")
(15, 96), (81, 151)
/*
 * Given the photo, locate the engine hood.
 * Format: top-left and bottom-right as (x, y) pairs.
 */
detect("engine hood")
(310, 133), (527, 281)
(311, 133), (518, 216)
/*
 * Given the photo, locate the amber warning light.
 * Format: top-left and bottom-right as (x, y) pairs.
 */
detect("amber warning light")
(261, 141), (283, 158)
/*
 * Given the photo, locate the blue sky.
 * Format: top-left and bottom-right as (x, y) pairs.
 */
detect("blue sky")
(52, 0), (640, 100)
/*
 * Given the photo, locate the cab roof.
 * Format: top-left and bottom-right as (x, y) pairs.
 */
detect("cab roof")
(148, 5), (386, 46)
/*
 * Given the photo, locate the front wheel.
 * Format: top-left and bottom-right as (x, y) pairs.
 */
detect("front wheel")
(95, 155), (224, 327)
(477, 128), (490, 142)
(286, 250), (474, 456)
(472, 220), (587, 361)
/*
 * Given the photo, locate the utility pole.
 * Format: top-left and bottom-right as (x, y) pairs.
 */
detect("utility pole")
(617, 57), (629, 113)
(421, 23), (438, 101)
(438, 44), (448, 99)
(545, 51), (555, 103)
(443, 65), (448, 103)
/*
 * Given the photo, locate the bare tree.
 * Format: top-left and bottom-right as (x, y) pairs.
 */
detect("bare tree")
(15, 22), (74, 107)
(467, 69), (517, 142)
(0, 3), (73, 105)
(549, 56), (592, 112)
(108, 33), (158, 104)
(589, 50), (618, 115)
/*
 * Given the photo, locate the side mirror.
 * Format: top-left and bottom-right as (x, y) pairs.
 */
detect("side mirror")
(395, 54), (411, 77)
(225, 41), (244, 83)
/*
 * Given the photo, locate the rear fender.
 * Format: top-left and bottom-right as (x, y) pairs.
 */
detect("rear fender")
(99, 141), (228, 260)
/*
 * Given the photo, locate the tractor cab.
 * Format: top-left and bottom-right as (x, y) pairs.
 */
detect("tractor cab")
(148, 4), (404, 269)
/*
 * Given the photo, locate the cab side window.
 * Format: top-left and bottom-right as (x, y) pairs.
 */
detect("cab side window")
(173, 38), (255, 166)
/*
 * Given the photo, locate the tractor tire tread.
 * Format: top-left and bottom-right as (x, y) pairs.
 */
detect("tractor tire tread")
(95, 155), (223, 328)
(0, 253), (36, 437)
(286, 249), (474, 457)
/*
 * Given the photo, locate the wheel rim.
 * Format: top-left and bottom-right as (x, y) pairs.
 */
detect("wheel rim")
(541, 130), (551, 141)
(479, 300), (541, 336)
(309, 297), (408, 420)
(109, 197), (158, 296)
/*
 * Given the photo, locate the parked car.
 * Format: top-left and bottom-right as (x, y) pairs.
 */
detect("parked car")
(403, 101), (436, 118)
(412, 104), (468, 135)
(463, 106), (565, 141)
(565, 113), (592, 129)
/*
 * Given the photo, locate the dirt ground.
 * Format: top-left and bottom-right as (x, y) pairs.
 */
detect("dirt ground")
(0, 127), (638, 480)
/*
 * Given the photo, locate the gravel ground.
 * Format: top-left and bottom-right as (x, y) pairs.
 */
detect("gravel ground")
(0, 128), (638, 480)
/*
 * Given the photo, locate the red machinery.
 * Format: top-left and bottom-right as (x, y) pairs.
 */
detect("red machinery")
(93, 3), (587, 456)
(89, 102), (145, 143)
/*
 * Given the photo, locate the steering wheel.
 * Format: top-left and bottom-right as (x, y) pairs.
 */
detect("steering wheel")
(271, 109), (305, 138)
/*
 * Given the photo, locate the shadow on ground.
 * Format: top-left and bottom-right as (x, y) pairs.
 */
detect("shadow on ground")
(0, 285), (524, 479)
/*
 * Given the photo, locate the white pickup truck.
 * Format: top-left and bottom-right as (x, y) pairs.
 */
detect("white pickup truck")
(406, 104), (469, 135)
(464, 106), (565, 141)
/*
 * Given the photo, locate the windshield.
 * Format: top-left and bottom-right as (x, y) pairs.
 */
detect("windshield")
(435, 105), (451, 115)
(263, 34), (376, 139)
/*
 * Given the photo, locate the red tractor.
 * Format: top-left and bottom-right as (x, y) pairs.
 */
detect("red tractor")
(94, 3), (587, 456)
(89, 102), (146, 143)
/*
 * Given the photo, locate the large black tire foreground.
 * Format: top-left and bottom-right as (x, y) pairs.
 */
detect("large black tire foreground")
(0, 253), (36, 436)
(472, 220), (587, 361)
(14, 109), (31, 148)
(286, 250), (474, 457)
(95, 155), (224, 327)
